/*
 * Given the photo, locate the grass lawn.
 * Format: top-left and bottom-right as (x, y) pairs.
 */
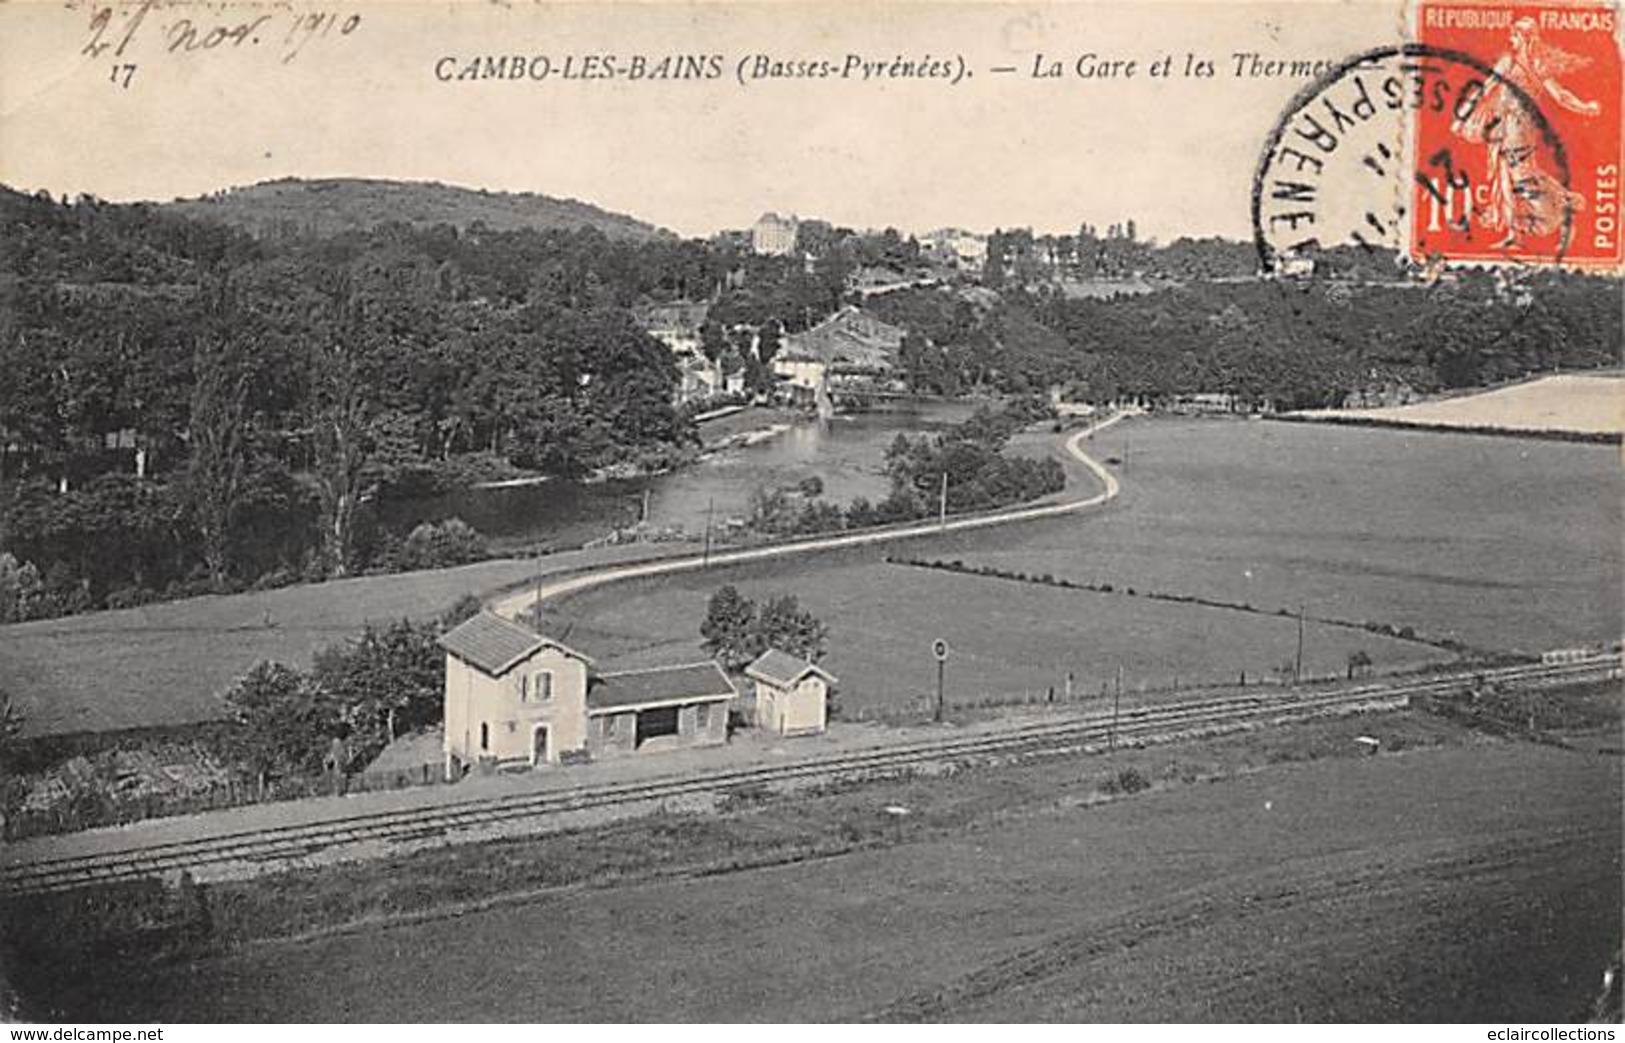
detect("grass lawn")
(959, 417), (1622, 655)
(550, 558), (1450, 719)
(0, 544), (698, 738)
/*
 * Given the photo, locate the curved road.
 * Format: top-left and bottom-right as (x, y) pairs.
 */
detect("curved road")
(489, 409), (1138, 619)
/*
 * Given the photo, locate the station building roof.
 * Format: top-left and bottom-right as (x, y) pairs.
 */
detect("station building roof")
(439, 612), (592, 677)
(589, 662), (736, 714)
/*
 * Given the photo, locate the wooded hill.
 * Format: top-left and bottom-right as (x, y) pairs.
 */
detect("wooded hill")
(164, 178), (669, 242)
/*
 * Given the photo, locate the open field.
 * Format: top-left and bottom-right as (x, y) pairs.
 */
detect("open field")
(15, 726), (1615, 1022)
(554, 416), (1619, 710)
(0, 545), (697, 738)
(551, 559), (1450, 718)
(1289, 373), (1625, 438)
(955, 417), (1621, 655)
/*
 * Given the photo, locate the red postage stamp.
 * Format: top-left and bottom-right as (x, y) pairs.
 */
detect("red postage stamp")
(1414, 0), (1622, 269)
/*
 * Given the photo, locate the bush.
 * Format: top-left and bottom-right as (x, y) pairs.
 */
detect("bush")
(389, 518), (489, 572)
(1101, 766), (1151, 796)
(104, 586), (160, 610)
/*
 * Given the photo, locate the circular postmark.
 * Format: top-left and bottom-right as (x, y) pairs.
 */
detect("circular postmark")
(1253, 43), (1574, 274)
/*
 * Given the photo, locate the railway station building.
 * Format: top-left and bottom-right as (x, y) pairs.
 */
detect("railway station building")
(440, 612), (736, 775)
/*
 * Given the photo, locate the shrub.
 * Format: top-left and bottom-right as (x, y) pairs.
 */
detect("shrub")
(1101, 766), (1151, 796)
(395, 518), (488, 571)
(104, 586), (160, 611)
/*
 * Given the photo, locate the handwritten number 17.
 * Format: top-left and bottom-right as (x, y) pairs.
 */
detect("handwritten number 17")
(110, 63), (137, 89)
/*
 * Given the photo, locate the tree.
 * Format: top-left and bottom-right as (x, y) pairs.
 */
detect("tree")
(186, 337), (253, 589)
(439, 593), (484, 630)
(753, 594), (829, 663)
(311, 620), (442, 765)
(699, 321), (729, 364)
(1346, 649), (1374, 680)
(756, 320), (782, 368)
(700, 585), (757, 669)
(0, 689), (24, 776)
(222, 661), (338, 791)
(0, 553), (43, 623)
(309, 341), (371, 578)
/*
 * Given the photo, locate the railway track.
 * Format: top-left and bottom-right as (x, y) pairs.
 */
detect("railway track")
(1, 656), (1615, 897)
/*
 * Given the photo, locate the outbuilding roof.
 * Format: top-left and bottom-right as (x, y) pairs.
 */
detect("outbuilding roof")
(438, 612), (591, 677)
(589, 661), (736, 713)
(744, 649), (838, 688)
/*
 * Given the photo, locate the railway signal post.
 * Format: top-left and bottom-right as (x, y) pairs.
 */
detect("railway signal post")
(933, 638), (950, 722)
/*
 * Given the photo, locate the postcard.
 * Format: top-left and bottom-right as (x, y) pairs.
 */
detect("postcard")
(0, 0), (1620, 1027)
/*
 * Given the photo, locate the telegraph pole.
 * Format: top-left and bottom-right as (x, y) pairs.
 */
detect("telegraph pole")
(1111, 664), (1123, 751)
(1295, 604), (1306, 684)
(702, 497), (714, 567)
(531, 544), (542, 627)
(939, 471), (948, 531)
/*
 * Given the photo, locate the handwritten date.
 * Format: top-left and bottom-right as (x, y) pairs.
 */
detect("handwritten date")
(78, 0), (362, 81)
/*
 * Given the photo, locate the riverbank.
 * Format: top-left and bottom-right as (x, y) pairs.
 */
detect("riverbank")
(488, 411), (1129, 618)
(695, 404), (804, 450)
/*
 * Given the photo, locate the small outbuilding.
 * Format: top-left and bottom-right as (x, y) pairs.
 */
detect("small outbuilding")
(745, 649), (837, 737)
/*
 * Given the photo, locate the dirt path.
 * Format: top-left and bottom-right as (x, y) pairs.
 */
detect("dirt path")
(487, 410), (1136, 619)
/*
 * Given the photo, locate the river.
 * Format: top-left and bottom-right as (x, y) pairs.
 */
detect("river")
(377, 401), (976, 551)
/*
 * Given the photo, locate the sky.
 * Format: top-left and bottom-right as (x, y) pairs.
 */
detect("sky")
(0, 0), (1402, 240)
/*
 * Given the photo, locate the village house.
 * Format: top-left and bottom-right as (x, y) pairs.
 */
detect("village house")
(920, 228), (989, 273)
(745, 649), (836, 736)
(676, 354), (746, 406)
(440, 612), (736, 776)
(635, 301), (711, 356)
(773, 306), (905, 399)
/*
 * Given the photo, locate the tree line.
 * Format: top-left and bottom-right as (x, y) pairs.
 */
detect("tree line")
(0, 189), (839, 615)
(869, 270), (1621, 407)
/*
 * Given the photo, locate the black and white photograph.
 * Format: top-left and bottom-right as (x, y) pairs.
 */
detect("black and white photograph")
(0, 0), (1620, 1027)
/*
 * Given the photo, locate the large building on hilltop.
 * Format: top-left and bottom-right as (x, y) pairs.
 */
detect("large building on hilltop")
(751, 212), (801, 256)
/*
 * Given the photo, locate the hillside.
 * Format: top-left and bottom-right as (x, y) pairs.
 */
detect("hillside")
(163, 177), (669, 241)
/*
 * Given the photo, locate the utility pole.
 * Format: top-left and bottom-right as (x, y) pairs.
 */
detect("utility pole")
(641, 488), (651, 526)
(531, 544), (542, 625)
(702, 497), (714, 568)
(939, 471), (949, 531)
(1295, 604), (1306, 684)
(1111, 664), (1123, 751)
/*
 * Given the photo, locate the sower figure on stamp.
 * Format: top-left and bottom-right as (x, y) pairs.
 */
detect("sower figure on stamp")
(1452, 17), (1600, 249)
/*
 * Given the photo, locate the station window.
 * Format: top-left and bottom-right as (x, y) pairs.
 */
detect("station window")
(535, 670), (553, 701)
(696, 703), (711, 730)
(479, 722), (490, 751)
